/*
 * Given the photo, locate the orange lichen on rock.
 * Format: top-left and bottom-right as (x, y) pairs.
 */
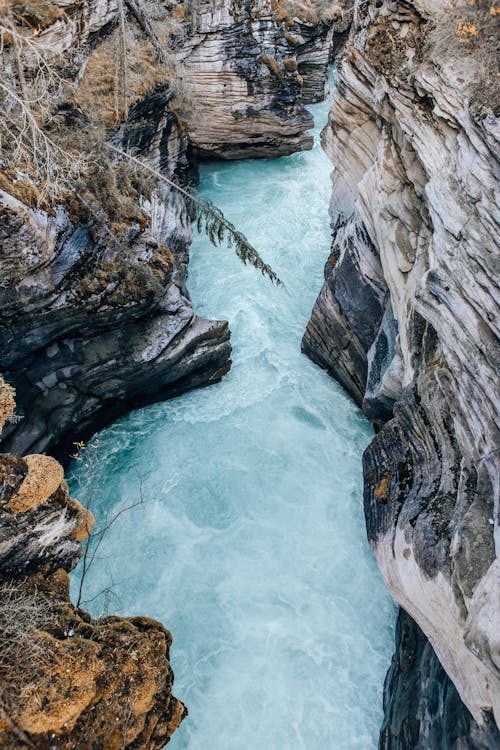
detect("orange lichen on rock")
(374, 471), (392, 502)
(15, 631), (102, 735)
(0, 376), (15, 434)
(67, 498), (95, 541)
(0, 572), (186, 749)
(7, 454), (65, 513)
(0, 377), (185, 748)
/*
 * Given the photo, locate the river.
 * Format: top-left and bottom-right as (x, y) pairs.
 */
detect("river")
(70, 83), (396, 749)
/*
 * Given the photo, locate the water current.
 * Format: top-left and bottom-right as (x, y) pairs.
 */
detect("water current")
(70, 82), (396, 749)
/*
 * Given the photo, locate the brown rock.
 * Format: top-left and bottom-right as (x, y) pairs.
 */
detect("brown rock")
(0, 572), (186, 750)
(8, 454), (64, 514)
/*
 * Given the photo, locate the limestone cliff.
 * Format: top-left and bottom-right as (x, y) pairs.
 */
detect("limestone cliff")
(177, 0), (348, 158)
(0, 380), (186, 748)
(303, 0), (499, 746)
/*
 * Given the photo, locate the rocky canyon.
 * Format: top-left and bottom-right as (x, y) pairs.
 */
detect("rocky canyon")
(0, 0), (499, 747)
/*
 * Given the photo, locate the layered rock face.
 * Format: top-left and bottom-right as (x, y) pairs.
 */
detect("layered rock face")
(303, 0), (499, 745)
(293, 4), (353, 103)
(177, 0), (352, 157)
(0, 383), (186, 748)
(0, 0), (234, 461)
(178, 0), (315, 158)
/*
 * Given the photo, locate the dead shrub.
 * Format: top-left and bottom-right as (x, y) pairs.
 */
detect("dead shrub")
(258, 53), (283, 78)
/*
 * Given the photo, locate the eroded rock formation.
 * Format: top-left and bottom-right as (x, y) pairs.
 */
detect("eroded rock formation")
(178, 0), (314, 159)
(303, 0), (499, 746)
(0, 91), (231, 460)
(0, 380), (186, 748)
(0, 0), (235, 461)
(177, 0), (352, 157)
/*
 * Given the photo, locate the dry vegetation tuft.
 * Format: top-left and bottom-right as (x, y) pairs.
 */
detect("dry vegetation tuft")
(0, 376), (15, 434)
(258, 52), (283, 78)
(274, 0), (347, 25)
(76, 32), (166, 127)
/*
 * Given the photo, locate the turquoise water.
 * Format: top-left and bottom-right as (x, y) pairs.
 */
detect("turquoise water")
(70, 89), (396, 748)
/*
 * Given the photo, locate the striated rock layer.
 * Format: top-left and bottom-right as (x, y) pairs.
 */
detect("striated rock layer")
(178, 0), (314, 158)
(303, 0), (499, 746)
(177, 0), (350, 157)
(0, 382), (186, 748)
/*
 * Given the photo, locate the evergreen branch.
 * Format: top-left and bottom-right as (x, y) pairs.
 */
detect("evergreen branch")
(107, 143), (283, 286)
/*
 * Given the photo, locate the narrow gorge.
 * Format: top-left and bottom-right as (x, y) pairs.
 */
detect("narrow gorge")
(68, 86), (395, 748)
(0, 0), (498, 748)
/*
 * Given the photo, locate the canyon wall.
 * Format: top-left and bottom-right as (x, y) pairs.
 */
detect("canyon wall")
(178, 0), (314, 158)
(303, 0), (499, 746)
(0, 87), (231, 460)
(177, 0), (350, 158)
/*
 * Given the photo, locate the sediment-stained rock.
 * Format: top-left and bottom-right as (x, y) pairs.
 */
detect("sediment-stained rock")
(303, 0), (499, 744)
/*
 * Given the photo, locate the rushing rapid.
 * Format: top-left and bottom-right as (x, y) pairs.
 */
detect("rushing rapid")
(70, 83), (396, 749)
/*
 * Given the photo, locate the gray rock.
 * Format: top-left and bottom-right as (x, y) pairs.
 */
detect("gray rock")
(303, 0), (500, 743)
(0, 85), (231, 462)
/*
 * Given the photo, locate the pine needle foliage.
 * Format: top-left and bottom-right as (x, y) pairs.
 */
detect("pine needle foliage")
(108, 144), (283, 286)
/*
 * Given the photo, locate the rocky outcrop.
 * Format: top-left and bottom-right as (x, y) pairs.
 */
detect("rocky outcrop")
(0, 0), (234, 462)
(177, 0), (315, 158)
(380, 609), (499, 750)
(293, 4), (353, 103)
(303, 0), (499, 745)
(0, 87), (231, 460)
(0, 571), (186, 750)
(177, 0), (352, 157)
(0, 382), (186, 748)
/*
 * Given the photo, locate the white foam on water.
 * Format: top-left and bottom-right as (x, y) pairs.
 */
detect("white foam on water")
(70, 76), (396, 750)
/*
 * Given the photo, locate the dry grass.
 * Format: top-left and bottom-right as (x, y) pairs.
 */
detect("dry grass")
(0, 582), (57, 671)
(47, 116), (156, 233)
(71, 248), (172, 308)
(258, 53), (283, 78)
(0, 0), (64, 29)
(283, 57), (298, 71)
(0, 376), (15, 434)
(275, 0), (347, 25)
(0, 0), (187, 215)
(75, 27), (172, 127)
